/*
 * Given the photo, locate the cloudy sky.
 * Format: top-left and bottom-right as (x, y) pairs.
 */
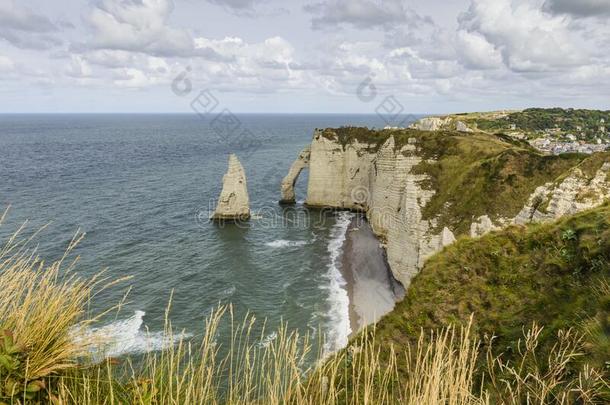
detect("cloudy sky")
(1, 0), (609, 113)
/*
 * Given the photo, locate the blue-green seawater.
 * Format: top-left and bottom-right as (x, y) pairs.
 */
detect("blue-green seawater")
(0, 113), (418, 356)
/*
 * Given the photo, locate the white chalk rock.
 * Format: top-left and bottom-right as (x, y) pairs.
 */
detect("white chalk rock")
(280, 146), (310, 204)
(211, 154), (250, 221)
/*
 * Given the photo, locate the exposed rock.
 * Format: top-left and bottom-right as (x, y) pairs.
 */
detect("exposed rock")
(514, 163), (610, 225)
(456, 121), (473, 132)
(280, 146), (310, 204)
(306, 130), (377, 210)
(211, 154), (250, 221)
(470, 215), (497, 238)
(301, 128), (610, 288)
(409, 117), (451, 131)
(441, 227), (456, 247)
(305, 131), (440, 287)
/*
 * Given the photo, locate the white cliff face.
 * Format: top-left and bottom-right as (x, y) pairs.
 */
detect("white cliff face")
(280, 146), (310, 204)
(514, 163), (610, 225)
(409, 117), (451, 131)
(306, 130), (377, 210)
(409, 117), (473, 133)
(305, 132), (451, 287)
(301, 130), (610, 289)
(211, 154), (250, 220)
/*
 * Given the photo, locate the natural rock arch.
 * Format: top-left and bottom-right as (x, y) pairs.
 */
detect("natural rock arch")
(279, 146), (310, 204)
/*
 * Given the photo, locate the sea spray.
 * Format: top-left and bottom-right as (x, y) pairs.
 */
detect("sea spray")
(265, 239), (309, 248)
(322, 211), (354, 354)
(72, 310), (191, 361)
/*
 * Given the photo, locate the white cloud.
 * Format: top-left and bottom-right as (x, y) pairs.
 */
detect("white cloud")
(305, 0), (431, 31)
(2, 0), (610, 112)
(0, 0), (63, 49)
(85, 0), (197, 57)
(65, 55), (93, 78)
(458, 0), (588, 72)
(455, 30), (503, 70)
(0, 54), (14, 72)
(0, 0), (57, 32)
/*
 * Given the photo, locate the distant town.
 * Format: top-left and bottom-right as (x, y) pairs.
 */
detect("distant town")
(431, 108), (610, 155)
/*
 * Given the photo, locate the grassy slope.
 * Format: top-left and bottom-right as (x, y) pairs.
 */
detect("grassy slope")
(322, 127), (609, 235)
(373, 202), (610, 371)
(457, 108), (610, 141)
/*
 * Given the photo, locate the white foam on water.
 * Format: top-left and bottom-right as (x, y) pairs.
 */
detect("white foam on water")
(265, 239), (309, 248)
(257, 331), (278, 348)
(73, 310), (190, 360)
(219, 285), (237, 298)
(322, 211), (353, 354)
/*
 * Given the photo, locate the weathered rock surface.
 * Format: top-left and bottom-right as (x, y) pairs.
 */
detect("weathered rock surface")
(470, 215), (497, 238)
(280, 146), (310, 204)
(409, 117), (451, 131)
(514, 162), (610, 225)
(211, 154), (250, 221)
(456, 121), (473, 132)
(306, 130), (377, 210)
(300, 129), (610, 288)
(305, 131), (444, 286)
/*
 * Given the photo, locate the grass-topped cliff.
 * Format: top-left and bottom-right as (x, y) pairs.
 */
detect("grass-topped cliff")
(317, 126), (609, 235)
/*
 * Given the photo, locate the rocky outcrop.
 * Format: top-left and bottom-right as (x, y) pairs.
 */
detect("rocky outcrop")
(409, 117), (451, 131)
(280, 146), (310, 204)
(456, 121), (473, 133)
(470, 215), (497, 238)
(514, 162), (610, 225)
(409, 117), (473, 133)
(300, 128), (610, 288)
(211, 154), (250, 221)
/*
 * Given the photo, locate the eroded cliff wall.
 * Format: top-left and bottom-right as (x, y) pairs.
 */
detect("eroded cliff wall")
(299, 127), (610, 288)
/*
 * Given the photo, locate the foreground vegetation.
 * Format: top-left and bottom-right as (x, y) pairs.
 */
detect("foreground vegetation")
(1, 204), (609, 404)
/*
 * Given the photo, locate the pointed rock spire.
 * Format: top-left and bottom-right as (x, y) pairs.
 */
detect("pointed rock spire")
(211, 154), (250, 221)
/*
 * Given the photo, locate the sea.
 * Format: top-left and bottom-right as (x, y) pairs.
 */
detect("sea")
(0, 113), (418, 357)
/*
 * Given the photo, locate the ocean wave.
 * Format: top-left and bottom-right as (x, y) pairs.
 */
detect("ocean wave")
(322, 211), (353, 354)
(72, 310), (190, 361)
(265, 239), (309, 248)
(257, 331), (278, 348)
(219, 285), (237, 298)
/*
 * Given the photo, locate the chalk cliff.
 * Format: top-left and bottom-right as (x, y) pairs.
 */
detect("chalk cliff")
(280, 146), (310, 204)
(211, 154), (250, 221)
(286, 127), (610, 288)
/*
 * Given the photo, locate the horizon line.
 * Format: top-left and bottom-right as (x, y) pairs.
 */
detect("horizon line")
(0, 112), (432, 115)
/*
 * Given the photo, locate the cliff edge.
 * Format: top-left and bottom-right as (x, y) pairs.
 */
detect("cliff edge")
(285, 126), (610, 287)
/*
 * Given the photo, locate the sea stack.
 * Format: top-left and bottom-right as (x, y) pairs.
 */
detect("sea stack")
(280, 146), (310, 204)
(211, 154), (250, 221)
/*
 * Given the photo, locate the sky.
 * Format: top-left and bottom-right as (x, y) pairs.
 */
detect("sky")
(0, 0), (610, 113)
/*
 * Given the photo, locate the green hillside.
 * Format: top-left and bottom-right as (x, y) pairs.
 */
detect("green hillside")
(373, 202), (610, 379)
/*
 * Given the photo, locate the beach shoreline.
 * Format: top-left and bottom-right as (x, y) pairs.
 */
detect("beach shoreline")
(340, 215), (405, 335)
